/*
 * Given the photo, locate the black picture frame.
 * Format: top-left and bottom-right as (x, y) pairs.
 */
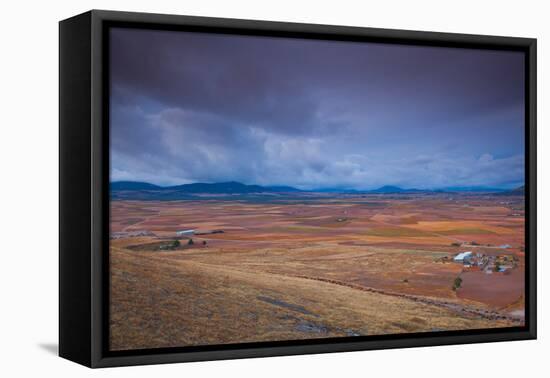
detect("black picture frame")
(59, 9), (537, 368)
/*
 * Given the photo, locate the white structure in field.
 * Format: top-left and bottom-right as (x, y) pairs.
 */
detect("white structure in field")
(176, 229), (195, 236)
(453, 251), (473, 262)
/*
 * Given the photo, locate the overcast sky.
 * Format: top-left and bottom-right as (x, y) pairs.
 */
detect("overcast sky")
(109, 28), (525, 190)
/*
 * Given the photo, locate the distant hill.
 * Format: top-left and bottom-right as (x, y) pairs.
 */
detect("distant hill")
(370, 185), (407, 193)
(311, 186), (423, 194)
(496, 185), (525, 196)
(110, 181), (302, 194)
(265, 185), (303, 192)
(366, 185), (513, 194)
(111, 181), (162, 191)
(169, 181), (274, 194)
(512, 185), (525, 194)
(311, 187), (361, 193)
(368, 185), (435, 194)
(442, 186), (507, 193)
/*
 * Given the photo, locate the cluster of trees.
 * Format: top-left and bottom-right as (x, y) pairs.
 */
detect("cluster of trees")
(158, 239), (180, 251)
(157, 238), (208, 251)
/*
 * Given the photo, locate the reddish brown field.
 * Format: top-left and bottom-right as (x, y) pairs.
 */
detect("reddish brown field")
(110, 194), (525, 351)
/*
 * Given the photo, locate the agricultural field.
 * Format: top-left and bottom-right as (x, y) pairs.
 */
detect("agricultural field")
(109, 193), (525, 351)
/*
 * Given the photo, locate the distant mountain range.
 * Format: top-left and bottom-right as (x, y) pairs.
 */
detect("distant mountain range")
(111, 181), (524, 198)
(111, 181), (302, 194)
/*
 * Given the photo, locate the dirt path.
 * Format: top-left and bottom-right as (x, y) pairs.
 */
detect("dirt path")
(182, 257), (523, 325)
(156, 251), (522, 325)
(282, 272), (523, 324)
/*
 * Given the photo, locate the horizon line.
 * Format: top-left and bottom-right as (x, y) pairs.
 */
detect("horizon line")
(109, 180), (523, 192)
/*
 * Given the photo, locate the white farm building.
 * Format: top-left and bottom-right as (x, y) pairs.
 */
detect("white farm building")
(453, 251), (473, 262)
(176, 229), (195, 236)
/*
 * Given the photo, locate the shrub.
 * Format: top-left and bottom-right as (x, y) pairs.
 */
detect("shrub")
(452, 276), (463, 291)
(188, 238), (194, 245)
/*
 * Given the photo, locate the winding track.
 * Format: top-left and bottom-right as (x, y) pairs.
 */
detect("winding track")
(282, 272), (524, 324)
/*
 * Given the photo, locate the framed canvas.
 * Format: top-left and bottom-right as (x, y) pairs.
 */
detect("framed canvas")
(59, 10), (537, 368)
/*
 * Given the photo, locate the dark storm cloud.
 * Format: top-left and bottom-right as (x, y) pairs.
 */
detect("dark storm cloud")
(110, 28), (525, 189)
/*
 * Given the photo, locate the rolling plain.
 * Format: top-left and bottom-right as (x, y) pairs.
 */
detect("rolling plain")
(110, 193), (525, 351)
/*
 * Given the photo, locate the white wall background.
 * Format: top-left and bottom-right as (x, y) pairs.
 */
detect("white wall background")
(0, 0), (546, 376)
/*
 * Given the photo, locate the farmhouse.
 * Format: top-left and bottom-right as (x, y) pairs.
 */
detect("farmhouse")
(453, 251), (473, 263)
(176, 229), (195, 236)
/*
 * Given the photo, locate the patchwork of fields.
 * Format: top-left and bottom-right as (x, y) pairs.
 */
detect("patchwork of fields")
(110, 193), (525, 351)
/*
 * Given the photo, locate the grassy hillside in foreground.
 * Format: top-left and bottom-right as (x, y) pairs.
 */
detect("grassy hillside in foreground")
(110, 247), (514, 350)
